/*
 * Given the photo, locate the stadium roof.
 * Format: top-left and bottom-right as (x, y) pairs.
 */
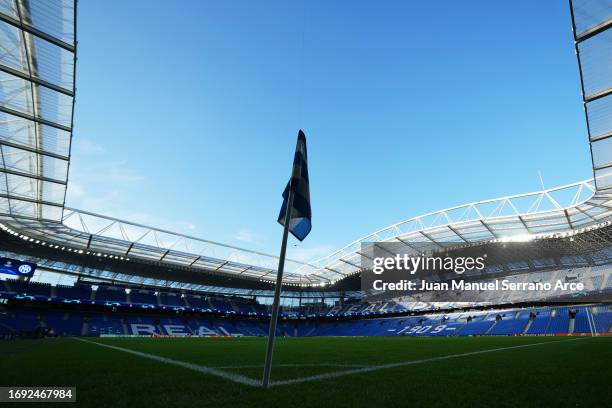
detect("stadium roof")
(0, 0), (611, 287)
(0, 0), (75, 221)
(572, 0), (612, 191)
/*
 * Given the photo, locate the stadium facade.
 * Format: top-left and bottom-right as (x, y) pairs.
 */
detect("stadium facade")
(0, 0), (611, 339)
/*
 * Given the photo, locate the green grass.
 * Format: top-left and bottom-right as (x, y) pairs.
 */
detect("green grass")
(1, 336), (610, 407)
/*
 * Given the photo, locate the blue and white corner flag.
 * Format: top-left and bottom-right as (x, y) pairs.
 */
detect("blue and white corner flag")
(278, 130), (312, 241)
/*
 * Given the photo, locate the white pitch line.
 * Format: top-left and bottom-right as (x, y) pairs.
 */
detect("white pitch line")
(74, 337), (590, 388)
(268, 337), (589, 387)
(73, 338), (261, 387)
(214, 363), (369, 369)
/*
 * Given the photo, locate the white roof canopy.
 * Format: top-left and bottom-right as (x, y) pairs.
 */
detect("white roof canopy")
(0, 0), (611, 286)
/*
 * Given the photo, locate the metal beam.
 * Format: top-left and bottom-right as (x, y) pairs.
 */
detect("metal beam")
(395, 236), (420, 252)
(159, 248), (170, 262)
(590, 130), (612, 143)
(355, 250), (373, 260)
(372, 242), (398, 257)
(575, 17), (612, 43)
(0, 105), (71, 132)
(0, 167), (66, 185)
(517, 216), (531, 233)
(238, 266), (252, 275)
(585, 87), (612, 104)
(480, 220), (498, 239)
(0, 192), (63, 207)
(587, 201), (612, 211)
(447, 225), (468, 243)
(420, 230), (444, 249)
(0, 63), (73, 97)
(0, 139), (69, 161)
(0, 11), (75, 52)
(64, 207), (318, 268)
(575, 205), (596, 222)
(564, 209), (573, 230)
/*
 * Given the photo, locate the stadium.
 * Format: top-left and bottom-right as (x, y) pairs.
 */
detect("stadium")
(0, 0), (611, 406)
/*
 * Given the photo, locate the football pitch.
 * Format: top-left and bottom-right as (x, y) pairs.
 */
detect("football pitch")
(2, 336), (610, 407)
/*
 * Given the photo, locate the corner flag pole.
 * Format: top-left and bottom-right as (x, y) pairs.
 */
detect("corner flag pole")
(262, 186), (295, 388)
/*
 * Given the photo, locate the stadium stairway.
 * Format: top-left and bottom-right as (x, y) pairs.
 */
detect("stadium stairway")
(523, 319), (533, 334)
(528, 316), (550, 334)
(568, 318), (575, 335)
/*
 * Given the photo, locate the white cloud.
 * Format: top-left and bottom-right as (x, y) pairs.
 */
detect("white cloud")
(65, 140), (195, 237)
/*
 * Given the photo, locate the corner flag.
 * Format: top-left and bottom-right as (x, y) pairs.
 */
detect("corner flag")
(263, 129), (312, 388)
(277, 130), (311, 241)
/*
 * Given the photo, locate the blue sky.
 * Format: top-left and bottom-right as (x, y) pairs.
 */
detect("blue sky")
(67, 0), (591, 262)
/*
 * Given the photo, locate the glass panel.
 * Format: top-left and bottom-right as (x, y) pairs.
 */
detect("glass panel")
(24, 0), (75, 45)
(0, 111), (70, 156)
(37, 85), (72, 126)
(586, 94), (612, 138)
(0, 20), (26, 73)
(0, 145), (68, 181)
(595, 166), (612, 189)
(578, 29), (612, 98)
(592, 136), (612, 167)
(0, 70), (32, 113)
(572, 0), (612, 36)
(31, 34), (74, 91)
(0, 0), (17, 19)
(0, 71), (72, 127)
